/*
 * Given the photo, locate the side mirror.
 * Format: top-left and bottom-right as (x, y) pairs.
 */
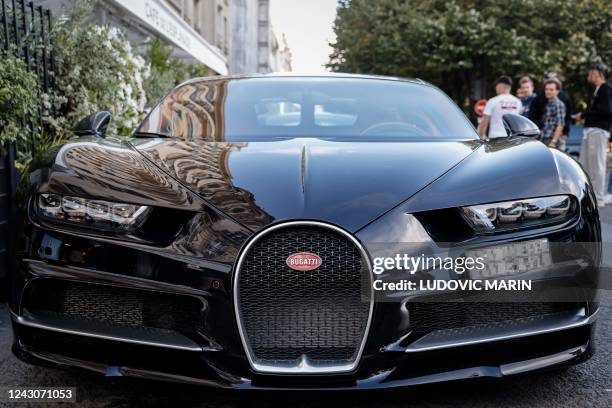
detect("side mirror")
(73, 111), (111, 138)
(502, 113), (540, 138)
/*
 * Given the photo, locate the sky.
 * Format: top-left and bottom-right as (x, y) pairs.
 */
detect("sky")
(269, 0), (338, 73)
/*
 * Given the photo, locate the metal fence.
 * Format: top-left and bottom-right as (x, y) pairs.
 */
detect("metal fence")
(0, 145), (17, 286)
(0, 0), (55, 284)
(2, 0), (54, 83)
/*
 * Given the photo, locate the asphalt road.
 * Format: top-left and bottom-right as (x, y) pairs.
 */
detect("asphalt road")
(1, 207), (611, 407)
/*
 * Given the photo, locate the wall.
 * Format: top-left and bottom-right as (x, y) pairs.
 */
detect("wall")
(229, 0), (258, 74)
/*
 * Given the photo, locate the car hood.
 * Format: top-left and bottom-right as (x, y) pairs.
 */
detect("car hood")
(131, 138), (480, 232)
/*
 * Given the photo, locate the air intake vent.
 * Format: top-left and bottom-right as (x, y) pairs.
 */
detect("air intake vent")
(409, 301), (580, 335)
(24, 280), (204, 334)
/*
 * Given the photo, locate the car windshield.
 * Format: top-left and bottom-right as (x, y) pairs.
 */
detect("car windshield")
(137, 77), (477, 141)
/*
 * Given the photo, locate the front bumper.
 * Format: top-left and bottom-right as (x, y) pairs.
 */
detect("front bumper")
(11, 312), (596, 389)
(10, 193), (602, 390)
(10, 255), (599, 390)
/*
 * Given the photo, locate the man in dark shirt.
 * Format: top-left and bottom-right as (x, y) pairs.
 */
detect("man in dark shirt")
(518, 76), (537, 118)
(577, 64), (612, 207)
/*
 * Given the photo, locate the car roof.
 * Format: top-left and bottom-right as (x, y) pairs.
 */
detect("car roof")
(181, 72), (430, 87)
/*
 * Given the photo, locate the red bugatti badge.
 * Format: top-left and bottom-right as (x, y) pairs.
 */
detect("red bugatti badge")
(286, 252), (322, 271)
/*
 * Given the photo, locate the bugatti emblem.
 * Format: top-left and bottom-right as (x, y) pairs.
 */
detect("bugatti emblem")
(286, 252), (322, 271)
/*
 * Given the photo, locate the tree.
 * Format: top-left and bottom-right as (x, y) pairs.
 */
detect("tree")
(328, 0), (612, 115)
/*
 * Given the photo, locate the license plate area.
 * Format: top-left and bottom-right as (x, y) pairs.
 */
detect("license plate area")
(466, 238), (552, 279)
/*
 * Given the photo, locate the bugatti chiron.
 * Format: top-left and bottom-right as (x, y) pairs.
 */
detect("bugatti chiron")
(9, 74), (601, 389)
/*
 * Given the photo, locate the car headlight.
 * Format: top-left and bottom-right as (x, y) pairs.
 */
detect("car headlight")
(461, 195), (575, 233)
(36, 194), (151, 233)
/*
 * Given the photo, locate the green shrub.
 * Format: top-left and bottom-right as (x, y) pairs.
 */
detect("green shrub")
(8, 0), (210, 147)
(45, 1), (150, 136)
(0, 51), (39, 146)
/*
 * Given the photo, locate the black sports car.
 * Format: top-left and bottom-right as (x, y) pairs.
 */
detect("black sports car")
(10, 74), (601, 389)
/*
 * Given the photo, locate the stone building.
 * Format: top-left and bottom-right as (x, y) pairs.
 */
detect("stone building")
(229, 0), (292, 74)
(40, 0), (230, 74)
(40, 0), (292, 75)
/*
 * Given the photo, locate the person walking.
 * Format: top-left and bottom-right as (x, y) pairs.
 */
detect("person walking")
(540, 78), (566, 149)
(477, 76), (522, 139)
(576, 64), (612, 207)
(518, 76), (537, 118)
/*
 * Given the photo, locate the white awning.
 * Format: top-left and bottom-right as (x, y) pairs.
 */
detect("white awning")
(111, 0), (228, 75)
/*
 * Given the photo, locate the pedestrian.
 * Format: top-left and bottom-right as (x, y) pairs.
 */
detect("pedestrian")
(477, 76), (522, 139)
(576, 63), (612, 207)
(518, 76), (537, 118)
(529, 73), (572, 142)
(540, 78), (566, 149)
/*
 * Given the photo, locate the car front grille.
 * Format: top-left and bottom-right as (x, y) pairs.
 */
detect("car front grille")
(235, 223), (372, 373)
(24, 280), (205, 333)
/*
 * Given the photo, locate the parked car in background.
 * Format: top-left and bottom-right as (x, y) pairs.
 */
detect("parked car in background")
(565, 124), (584, 159)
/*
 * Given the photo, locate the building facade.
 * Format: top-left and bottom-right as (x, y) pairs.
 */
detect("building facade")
(41, 0), (291, 75)
(169, 0), (230, 59)
(229, 0), (291, 74)
(41, 0), (229, 74)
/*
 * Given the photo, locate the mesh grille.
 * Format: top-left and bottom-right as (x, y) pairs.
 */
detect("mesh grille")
(409, 301), (578, 335)
(25, 280), (204, 333)
(236, 225), (371, 368)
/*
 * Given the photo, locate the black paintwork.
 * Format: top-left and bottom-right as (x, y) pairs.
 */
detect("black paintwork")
(9, 74), (602, 389)
(502, 113), (541, 138)
(131, 138), (481, 231)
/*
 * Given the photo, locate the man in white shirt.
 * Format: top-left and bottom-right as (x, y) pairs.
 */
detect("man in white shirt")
(477, 76), (522, 139)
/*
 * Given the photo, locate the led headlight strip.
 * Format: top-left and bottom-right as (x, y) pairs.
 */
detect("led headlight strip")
(461, 195), (574, 233)
(36, 194), (150, 232)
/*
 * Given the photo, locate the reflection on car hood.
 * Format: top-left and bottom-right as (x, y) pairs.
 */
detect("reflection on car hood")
(131, 138), (480, 232)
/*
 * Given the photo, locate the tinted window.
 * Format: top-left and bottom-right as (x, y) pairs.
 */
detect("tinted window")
(138, 77), (477, 141)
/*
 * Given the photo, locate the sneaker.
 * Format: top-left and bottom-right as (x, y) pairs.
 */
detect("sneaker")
(605, 194), (612, 205)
